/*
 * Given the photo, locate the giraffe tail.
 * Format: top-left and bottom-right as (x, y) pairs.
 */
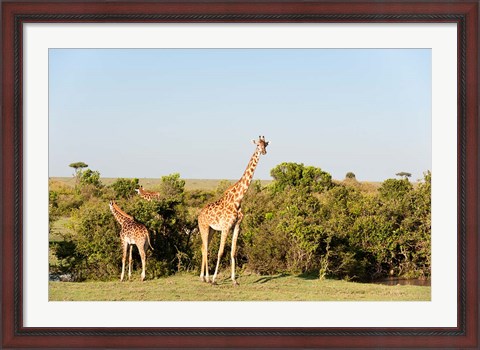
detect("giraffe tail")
(146, 231), (154, 251)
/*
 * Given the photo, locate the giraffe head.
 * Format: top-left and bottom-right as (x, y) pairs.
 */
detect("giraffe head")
(109, 200), (120, 213)
(252, 135), (269, 155)
(109, 199), (134, 220)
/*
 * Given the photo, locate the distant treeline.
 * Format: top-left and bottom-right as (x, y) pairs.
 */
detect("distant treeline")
(49, 163), (431, 282)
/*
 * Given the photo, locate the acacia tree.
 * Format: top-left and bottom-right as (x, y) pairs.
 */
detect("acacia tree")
(69, 162), (88, 183)
(396, 172), (412, 179)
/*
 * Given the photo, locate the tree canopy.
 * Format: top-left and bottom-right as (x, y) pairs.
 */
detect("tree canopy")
(69, 162), (88, 170)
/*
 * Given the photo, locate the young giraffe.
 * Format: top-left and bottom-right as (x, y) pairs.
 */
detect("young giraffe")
(198, 136), (269, 285)
(135, 186), (161, 201)
(109, 200), (153, 281)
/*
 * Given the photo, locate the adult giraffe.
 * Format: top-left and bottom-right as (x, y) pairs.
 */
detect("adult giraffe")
(198, 136), (269, 285)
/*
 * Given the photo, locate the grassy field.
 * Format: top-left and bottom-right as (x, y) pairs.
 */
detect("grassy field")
(49, 272), (430, 302)
(50, 176), (386, 192)
(50, 177), (273, 191)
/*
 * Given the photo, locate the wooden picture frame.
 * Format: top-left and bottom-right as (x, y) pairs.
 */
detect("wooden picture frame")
(2, 0), (478, 348)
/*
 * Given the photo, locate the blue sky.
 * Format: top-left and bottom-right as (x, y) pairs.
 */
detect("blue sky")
(49, 48), (431, 181)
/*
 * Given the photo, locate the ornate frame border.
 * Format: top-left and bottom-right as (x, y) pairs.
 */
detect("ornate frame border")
(2, 1), (478, 348)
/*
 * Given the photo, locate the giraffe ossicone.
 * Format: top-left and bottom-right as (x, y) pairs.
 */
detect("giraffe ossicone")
(109, 200), (153, 281)
(197, 135), (269, 286)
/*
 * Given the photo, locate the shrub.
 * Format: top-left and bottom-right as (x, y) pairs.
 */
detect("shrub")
(270, 162), (333, 194)
(241, 165), (431, 281)
(345, 172), (356, 180)
(80, 169), (102, 187)
(49, 180), (83, 217)
(159, 173), (185, 202)
(68, 199), (120, 280)
(50, 163), (431, 282)
(111, 178), (139, 199)
(379, 178), (413, 200)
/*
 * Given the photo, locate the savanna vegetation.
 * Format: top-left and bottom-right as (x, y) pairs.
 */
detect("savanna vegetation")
(49, 162), (431, 287)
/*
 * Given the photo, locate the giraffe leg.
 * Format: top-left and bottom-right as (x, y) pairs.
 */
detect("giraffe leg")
(139, 245), (146, 281)
(128, 245), (133, 281)
(198, 223), (210, 283)
(200, 240), (208, 282)
(212, 230), (229, 285)
(204, 229), (214, 283)
(120, 241), (128, 282)
(231, 212), (244, 286)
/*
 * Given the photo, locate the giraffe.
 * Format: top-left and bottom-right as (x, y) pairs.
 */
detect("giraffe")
(135, 185), (161, 201)
(198, 135), (269, 285)
(109, 200), (153, 281)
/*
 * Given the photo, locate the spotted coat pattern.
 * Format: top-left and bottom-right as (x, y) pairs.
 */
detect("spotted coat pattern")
(136, 186), (161, 201)
(109, 200), (153, 281)
(197, 136), (269, 285)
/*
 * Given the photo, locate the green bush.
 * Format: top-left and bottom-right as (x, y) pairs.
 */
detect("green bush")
(49, 180), (83, 218)
(241, 164), (431, 281)
(69, 199), (120, 280)
(52, 172), (199, 281)
(270, 162), (333, 193)
(80, 169), (102, 187)
(345, 172), (356, 179)
(110, 178), (139, 199)
(159, 173), (185, 202)
(50, 164), (431, 282)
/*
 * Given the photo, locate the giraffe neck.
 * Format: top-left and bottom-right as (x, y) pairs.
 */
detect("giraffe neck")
(231, 148), (261, 204)
(110, 203), (133, 227)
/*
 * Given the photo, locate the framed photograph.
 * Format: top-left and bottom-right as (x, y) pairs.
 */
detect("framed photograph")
(2, 0), (478, 348)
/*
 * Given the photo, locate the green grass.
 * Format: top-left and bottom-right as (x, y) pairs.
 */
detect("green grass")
(49, 272), (430, 302)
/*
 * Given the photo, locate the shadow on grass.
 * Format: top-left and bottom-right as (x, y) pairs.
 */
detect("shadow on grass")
(253, 272), (321, 284)
(253, 273), (289, 284)
(297, 271), (320, 280)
